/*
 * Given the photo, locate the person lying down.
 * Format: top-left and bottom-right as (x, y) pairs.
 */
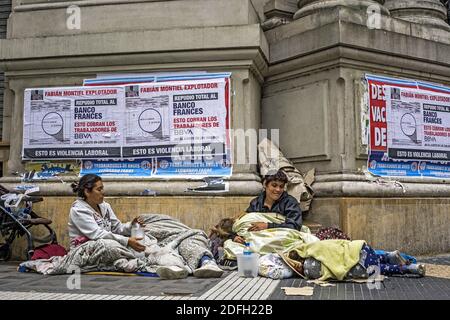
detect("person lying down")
(280, 239), (426, 281)
(209, 214), (425, 280)
(209, 211), (320, 270)
(20, 213), (224, 279)
(19, 174), (223, 280)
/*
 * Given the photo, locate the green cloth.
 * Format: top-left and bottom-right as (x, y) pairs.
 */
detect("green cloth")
(287, 239), (366, 281)
(223, 212), (319, 259)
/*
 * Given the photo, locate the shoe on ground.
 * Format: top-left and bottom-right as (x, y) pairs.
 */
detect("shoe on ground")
(406, 264), (426, 277)
(156, 266), (189, 280)
(193, 261), (224, 278)
(386, 250), (408, 266)
(347, 263), (368, 279)
(218, 258), (238, 271)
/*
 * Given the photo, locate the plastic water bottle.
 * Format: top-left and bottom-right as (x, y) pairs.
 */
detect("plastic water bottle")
(131, 223), (144, 245)
(131, 223), (145, 259)
(242, 242), (255, 277)
(217, 246), (224, 260)
(131, 223), (138, 238)
(243, 242), (252, 255)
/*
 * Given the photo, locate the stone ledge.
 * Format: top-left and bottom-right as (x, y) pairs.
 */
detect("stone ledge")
(268, 6), (450, 44)
(266, 46), (450, 84)
(385, 0), (450, 31)
(9, 0), (259, 38)
(294, 0), (389, 20)
(0, 50), (268, 89)
(0, 173), (263, 196)
(312, 173), (450, 197)
(267, 6), (450, 67)
(314, 180), (450, 197)
(15, 0), (177, 11)
(315, 172), (450, 184)
(269, 19), (450, 65)
(0, 24), (268, 62)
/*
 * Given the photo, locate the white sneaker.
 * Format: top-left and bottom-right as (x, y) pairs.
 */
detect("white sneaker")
(193, 261), (224, 278)
(156, 266), (189, 280)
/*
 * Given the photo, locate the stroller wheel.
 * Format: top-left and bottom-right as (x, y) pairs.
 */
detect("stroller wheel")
(0, 243), (12, 262)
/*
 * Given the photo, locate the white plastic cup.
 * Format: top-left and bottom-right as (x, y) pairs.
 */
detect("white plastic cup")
(135, 229), (145, 245)
(131, 225), (146, 260)
(236, 253), (260, 278)
(131, 225), (145, 245)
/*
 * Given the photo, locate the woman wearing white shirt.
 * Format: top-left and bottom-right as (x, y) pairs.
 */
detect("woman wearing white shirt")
(68, 174), (145, 252)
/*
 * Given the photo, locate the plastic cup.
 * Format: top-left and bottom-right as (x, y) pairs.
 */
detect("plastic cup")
(236, 253), (260, 278)
(132, 227), (145, 245)
(136, 229), (145, 245)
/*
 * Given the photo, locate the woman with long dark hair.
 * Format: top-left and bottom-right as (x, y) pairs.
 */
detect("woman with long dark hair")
(68, 174), (223, 279)
(68, 174), (145, 252)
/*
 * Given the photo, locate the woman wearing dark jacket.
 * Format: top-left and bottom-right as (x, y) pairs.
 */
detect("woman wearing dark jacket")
(246, 170), (302, 230)
(234, 170), (302, 242)
(209, 170), (302, 268)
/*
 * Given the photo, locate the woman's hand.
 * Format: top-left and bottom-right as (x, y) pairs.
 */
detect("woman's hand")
(132, 216), (145, 226)
(248, 222), (268, 232)
(233, 235), (245, 244)
(128, 237), (146, 252)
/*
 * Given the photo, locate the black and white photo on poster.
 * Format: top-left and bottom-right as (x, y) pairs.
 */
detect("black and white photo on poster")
(22, 87), (125, 159)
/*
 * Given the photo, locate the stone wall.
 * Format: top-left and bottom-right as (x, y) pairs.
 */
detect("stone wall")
(0, 0), (268, 192)
(310, 197), (450, 255)
(262, 1), (450, 255)
(0, 0), (450, 257)
(0, 0), (12, 144)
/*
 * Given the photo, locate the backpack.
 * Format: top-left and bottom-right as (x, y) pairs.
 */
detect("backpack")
(31, 243), (67, 260)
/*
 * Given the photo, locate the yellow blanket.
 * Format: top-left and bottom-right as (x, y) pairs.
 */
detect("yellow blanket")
(223, 212), (319, 259)
(286, 239), (366, 281)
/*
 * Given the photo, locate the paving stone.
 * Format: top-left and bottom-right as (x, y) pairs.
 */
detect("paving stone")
(2, 255), (450, 300)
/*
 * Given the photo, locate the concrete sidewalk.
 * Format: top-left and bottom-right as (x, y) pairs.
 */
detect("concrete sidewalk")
(0, 254), (449, 300)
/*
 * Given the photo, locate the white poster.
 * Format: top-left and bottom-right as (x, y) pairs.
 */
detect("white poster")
(387, 86), (450, 162)
(22, 77), (231, 173)
(121, 78), (230, 159)
(23, 87), (124, 159)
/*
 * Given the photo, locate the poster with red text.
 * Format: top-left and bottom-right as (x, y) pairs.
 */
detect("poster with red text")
(366, 74), (450, 178)
(122, 78), (229, 157)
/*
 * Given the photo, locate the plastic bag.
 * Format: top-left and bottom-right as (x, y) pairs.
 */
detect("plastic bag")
(258, 253), (294, 279)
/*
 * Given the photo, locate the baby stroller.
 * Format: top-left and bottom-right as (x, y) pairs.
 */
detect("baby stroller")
(0, 184), (57, 261)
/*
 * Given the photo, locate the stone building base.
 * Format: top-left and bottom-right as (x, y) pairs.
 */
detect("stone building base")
(310, 198), (450, 255)
(4, 195), (450, 260)
(3, 196), (253, 260)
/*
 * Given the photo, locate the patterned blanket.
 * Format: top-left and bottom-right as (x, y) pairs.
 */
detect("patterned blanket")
(20, 214), (212, 275)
